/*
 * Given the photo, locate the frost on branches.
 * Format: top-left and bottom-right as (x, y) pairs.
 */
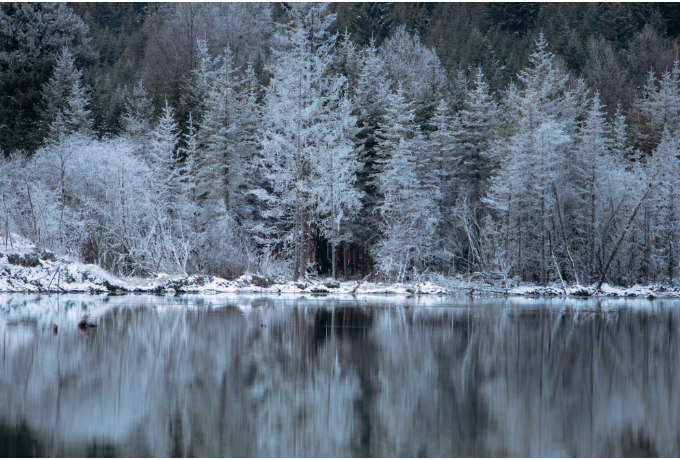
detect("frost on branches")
(3, 7), (680, 292)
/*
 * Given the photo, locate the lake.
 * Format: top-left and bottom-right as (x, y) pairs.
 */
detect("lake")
(0, 294), (678, 457)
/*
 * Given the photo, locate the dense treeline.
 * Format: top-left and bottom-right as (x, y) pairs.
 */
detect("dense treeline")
(2, 3), (680, 286)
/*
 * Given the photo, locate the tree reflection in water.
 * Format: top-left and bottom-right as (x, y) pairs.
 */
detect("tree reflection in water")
(0, 295), (679, 457)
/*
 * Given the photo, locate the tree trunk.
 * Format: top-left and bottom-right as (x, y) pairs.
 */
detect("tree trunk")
(518, 213), (522, 280)
(644, 204), (650, 285)
(351, 246), (356, 276)
(343, 243), (349, 281)
(590, 165), (596, 282)
(300, 212), (307, 279)
(25, 180), (39, 248)
(293, 229), (300, 282)
(548, 230), (567, 294)
(597, 184), (653, 291)
(669, 185), (676, 283)
(541, 195), (546, 286)
(332, 244), (337, 279)
(552, 182), (580, 285)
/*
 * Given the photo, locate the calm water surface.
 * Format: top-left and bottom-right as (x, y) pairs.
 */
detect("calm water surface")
(0, 294), (679, 457)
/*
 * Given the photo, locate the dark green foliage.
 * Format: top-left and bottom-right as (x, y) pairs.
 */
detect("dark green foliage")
(3, 2), (680, 156)
(330, 3), (397, 46)
(656, 2), (680, 37)
(72, 3), (148, 138)
(71, 2), (147, 80)
(90, 75), (126, 137)
(484, 3), (540, 36)
(0, 3), (92, 152)
(420, 2), (678, 116)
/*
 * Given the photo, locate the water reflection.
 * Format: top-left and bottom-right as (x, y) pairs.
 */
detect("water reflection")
(0, 295), (679, 457)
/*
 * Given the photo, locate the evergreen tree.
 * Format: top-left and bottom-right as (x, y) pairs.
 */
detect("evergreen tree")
(373, 84), (440, 280)
(63, 79), (92, 135)
(312, 95), (363, 278)
(505, 32), (571, 130)
(179, 113), (199, 203)
(0, 3), (91, 151)
(456, 66), (501, 204)
(647, 128), (680, 282)
(256, 3), (346, 279)
(575, 91), (611, 281)
(196, 44), (238, 211)
(150, 99), (180, 212)
(428, 98), (457, 214)
(39, 47), (91, 141)
(235, 61), (265, 231)
(122, 79), (154, 143)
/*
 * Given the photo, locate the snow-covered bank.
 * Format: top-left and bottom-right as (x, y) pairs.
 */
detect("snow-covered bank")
(2, 236), (680, 298)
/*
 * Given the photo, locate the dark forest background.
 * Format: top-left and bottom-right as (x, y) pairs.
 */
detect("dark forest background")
(3, 2), (680, 152)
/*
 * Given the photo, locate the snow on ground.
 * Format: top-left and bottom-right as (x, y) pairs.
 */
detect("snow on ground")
(2, 234), (680, 298)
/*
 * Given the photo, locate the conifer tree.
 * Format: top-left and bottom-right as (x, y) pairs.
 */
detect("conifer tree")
(150, 100), (180, 212)
(122, 80), (154, 143)
(373, 84), (440, 280)
(256, 3), (348, 279)
(179, 113), (199, 203)
(576, 91), (611, 281)
(63, 79), (92, 135)
(39, 47), (91, 141)
(196, 44), (238, 211)
(312, 95), (363, 279)
(457, 66), (500, 204)
(352, 37), (394, 269)
(235, 61), (266, 233)
(648, 127), (680, 282)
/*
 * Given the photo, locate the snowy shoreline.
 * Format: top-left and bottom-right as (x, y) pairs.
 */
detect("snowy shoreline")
(2, 245), (680, 299)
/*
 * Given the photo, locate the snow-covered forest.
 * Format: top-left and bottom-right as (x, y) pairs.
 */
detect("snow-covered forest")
(3, 3), (680, 287)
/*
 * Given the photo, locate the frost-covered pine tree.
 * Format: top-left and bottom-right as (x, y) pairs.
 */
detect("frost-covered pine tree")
(312, 95), (363, 279)
(150, 100), (180, 213)
(457, 66), (501, 190)
(122, 80), (154, 144)
(450, 66), (501, 272)
(486, 120), (570, 282)
(428, 98), (457, 213)
(232, 60), (264, 227)
(633, 61), (680, 156)
(334, 28), (361, 95)
(40, 47), (91, 141)
(352, 36), (393, 259)
(647, 62), (680, 133)
(575, 91), (611, 281)
(632, 69), (662, 154)
(188, 43), (250, 275)
(379, 25), (447, 119)
(355, 37), (392, 166)
(611, 104), (634, 160)
(193, 39), (219, 105)
(256, 3), (349, 279)
(179, 113), (199, 203)
(196, 44), (238, 211)
(486, 33), (577, 283)
(373, 84), (440, 280)
(63, 79), (92, 135)
(647, 127), (680, 282)
(374, 135), (440, 281)
(505, 32), (570, 130)
(40, 48), (83, 132)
